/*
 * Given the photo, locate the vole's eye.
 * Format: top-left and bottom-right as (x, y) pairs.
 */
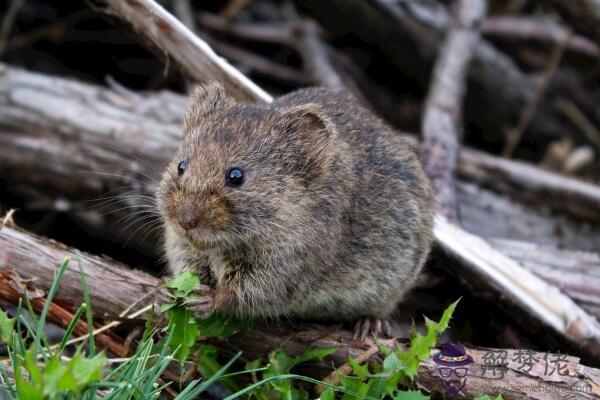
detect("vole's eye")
(226, 167), (244, 187)
(177, 160), (189, 176)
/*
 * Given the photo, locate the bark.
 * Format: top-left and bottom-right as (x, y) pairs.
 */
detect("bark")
(1, 224), (600, 399)
(0, 269), (128, 356)
(0, 224), (157, 319)
(196, 13), (367, 101)
(458, 148), (600, 222)
(0, 63), (178, 254)
(421, 0), (487, 220)
(456, 183), (600, 253)
(490, 239), (600, 319)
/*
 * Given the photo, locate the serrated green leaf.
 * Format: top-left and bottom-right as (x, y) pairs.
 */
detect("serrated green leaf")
(296, 347), (337, 364)
(247, 347), (338, 400)
(263, 352), (300, 399)
(70, 352), (106, 389)
(0, 308), (15, 346)
(365, 375), (387, 398)
(382, 352), (402, 373)
(166, 307), (200, 364)
(348, 357), (371, 379)
(164, 270), (201, 298)
(338, 374), (365, 396)
(43, 356), (68, 395)
(197, 311), (249, 338)
(265, 350), (296, 377)
(331, 299), (461, 400)
(435, 298), (458, 331)
(396, 299), (460, 380)
(15, 370), (44, 400)
(384, 370), (404, 395)
(24, 348), (42, 385)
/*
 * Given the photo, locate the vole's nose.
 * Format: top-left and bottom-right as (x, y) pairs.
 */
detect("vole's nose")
(177, 209), (200, 231)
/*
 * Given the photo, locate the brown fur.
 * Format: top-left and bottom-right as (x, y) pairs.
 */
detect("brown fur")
(157, 82), (434, 321)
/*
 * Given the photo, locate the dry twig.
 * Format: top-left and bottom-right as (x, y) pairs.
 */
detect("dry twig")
(91, 0), (272, 102)
(0, 0), (24, 56)
(421, 0), (488, 220)
(502, 28), (573, 157)
(482, 16), (600, 59)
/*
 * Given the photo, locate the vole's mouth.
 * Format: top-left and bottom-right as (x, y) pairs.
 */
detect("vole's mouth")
(184, 231), (214, 248)
(182, 228), (229, 250)
(165, 213), (237, 250)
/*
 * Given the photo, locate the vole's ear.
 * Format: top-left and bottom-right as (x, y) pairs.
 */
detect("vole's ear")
(183, 81), (232, 135)
(279, 103), (338, 180)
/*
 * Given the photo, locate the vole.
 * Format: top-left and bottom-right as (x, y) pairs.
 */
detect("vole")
(156, 82), (434, 339)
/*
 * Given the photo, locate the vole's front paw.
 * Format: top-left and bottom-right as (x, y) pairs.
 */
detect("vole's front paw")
(353, 317), (393, 342)
(184, 285), (216, 318)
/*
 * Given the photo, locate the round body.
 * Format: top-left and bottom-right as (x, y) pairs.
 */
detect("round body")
(157, 84), (434, 321)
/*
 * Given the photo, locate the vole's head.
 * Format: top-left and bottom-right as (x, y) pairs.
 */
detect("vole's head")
(157, 82), (340, 250)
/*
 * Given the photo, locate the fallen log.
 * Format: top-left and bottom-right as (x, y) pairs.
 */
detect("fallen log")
(434, 216), (600, 361)
(456, 183), (600, 253)
(458, 148), (600, 222)
(490, 239), (600, 319)
(1, 63), (598, 243)
(416, 0), (597, 364)
(0, 223), (157, 319)
(88, 1), (600, 223)
(1, 223), (599, 399)
(0, 269), (128, 357)
(96, 0), (599, 147)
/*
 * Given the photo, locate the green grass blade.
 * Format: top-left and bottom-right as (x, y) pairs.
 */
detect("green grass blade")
(77, 258), (96, 356)
(14, 300), (30, 355)
(224, 374), (381, 400)
(21, 289), (51, 359)
(175, 351), (241, 400)
(33, 258), (70, 355)
(58, 303), (87, 353)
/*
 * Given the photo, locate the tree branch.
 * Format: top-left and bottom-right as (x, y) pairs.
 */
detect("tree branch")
(482, 16), (600, 59)
(420, 0), (488, 220)
(90, 0), (272, 102)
